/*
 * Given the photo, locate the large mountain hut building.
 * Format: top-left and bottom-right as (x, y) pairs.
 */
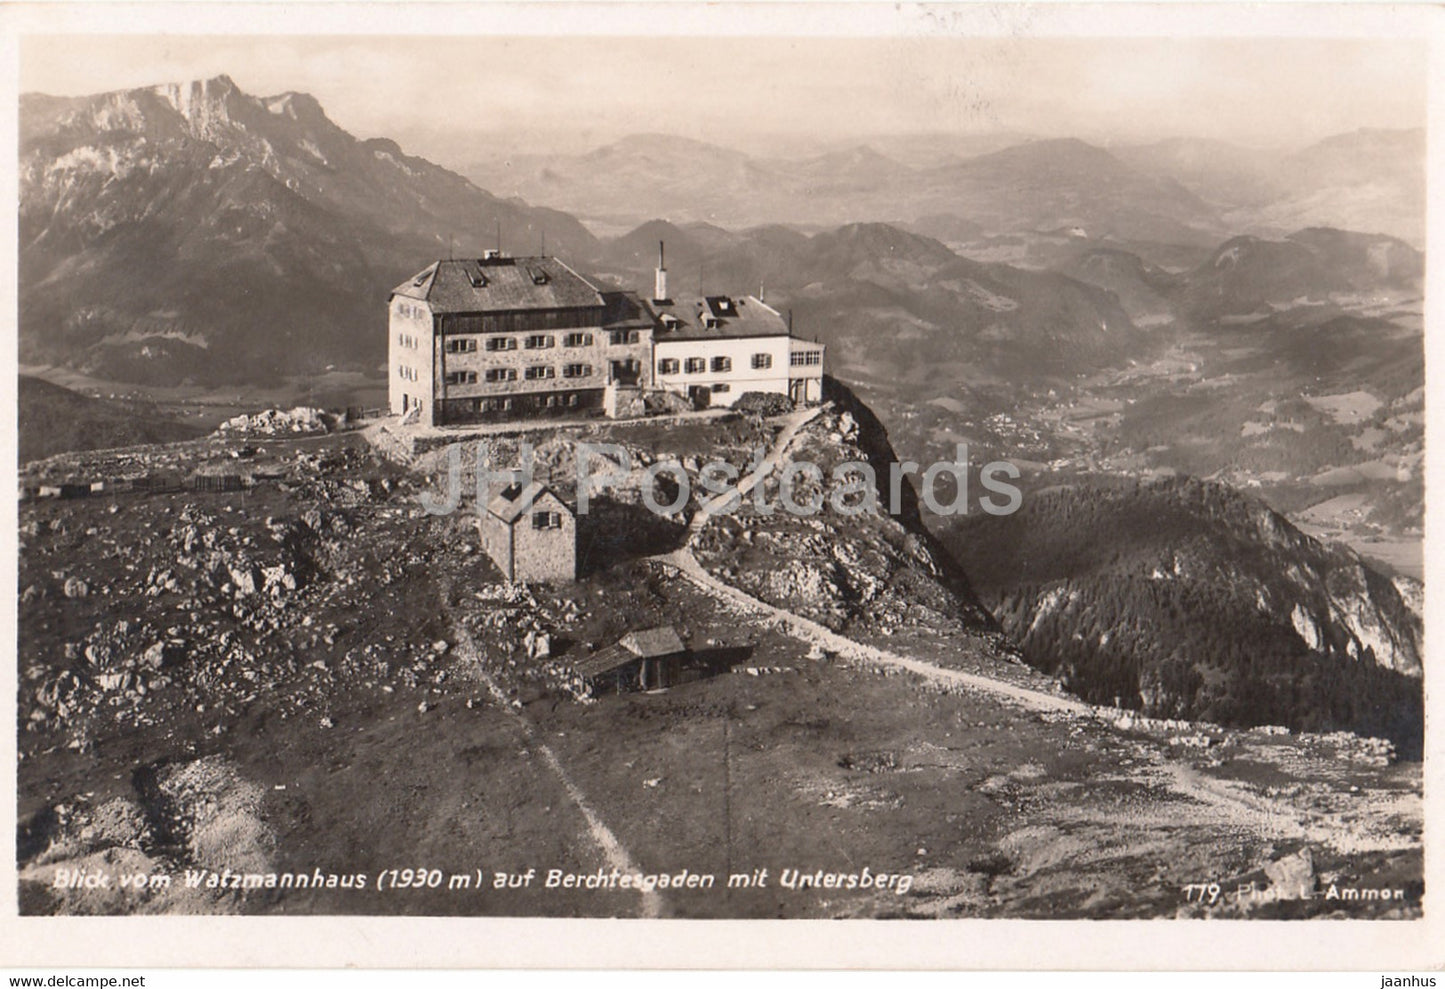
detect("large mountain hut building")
(387, 244), (824, 426)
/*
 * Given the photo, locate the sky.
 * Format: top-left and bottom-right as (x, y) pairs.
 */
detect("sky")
(20, 31), (1427, 165)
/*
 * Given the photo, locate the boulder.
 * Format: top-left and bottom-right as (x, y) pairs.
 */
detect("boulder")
(141, 642), (167, 670)
(229, 565), (258, 597)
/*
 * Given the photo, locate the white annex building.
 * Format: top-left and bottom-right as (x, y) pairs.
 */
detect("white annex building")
(644, 244), (825, 409)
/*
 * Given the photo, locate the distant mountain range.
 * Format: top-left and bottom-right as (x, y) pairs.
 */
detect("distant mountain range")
(467, 133), (1222, 241)
(590, 219), (1144, 390)
(1039, 226), (1423, 326)
(1179, 227), (1423, 322)
(20, 75), (596, 384)
(590, 218), (1420, 396)
(467, 128), (1424, 245)
(18, 76), (1424, 396)
(14, 77), (1156, 388)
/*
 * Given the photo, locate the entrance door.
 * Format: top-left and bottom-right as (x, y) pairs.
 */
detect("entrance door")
(688, 386), (711, 410)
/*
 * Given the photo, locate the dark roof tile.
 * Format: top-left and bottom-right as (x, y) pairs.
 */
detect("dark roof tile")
(392, 256), (605, 314)
(647, 295), (789, 340)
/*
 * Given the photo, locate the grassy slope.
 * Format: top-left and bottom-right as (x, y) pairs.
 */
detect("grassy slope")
(19, 375), (206, 463)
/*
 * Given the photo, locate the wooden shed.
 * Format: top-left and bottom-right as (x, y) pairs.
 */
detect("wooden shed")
(573, 626), (687, 695)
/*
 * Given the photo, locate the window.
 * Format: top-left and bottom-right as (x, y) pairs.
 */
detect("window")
(525, 334), (555, 349)
(752, 353), (772, 370)
(790, 350), (822, 367)
(532, 511), (562, 530)
(445, 338), (477, 354)
(563, 332), (593, 348)
(711, 356), (732, 373)
(485, 336), (517, 352)
(397, 365), (417, 381)
(545, 395), (559, 408)
(609, 330), (640, 346)
(524, 366), (556, 380)
(484, 368), (517, 383)
(684, 357), (706, 374)
(444, 370), (477, 385)
(567, 394), (579, 407)
(711, 383), (731, 393)
(563, 363), (593, 379)
(657, 358), (680, 375)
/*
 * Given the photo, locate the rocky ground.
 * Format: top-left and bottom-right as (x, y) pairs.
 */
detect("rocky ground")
(16, 413), (1423, 918)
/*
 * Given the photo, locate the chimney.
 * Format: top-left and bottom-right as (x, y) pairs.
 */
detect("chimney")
(653, 240), (669, 302)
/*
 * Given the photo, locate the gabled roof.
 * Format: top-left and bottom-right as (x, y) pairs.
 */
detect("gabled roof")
(571, 626), (687, 679)
(485, 481), (569, 525)
(391, 255), (606, 314)
(572, 644), (639, 679)
(647, 294), (790, 341)
(619, 626), (685, 658)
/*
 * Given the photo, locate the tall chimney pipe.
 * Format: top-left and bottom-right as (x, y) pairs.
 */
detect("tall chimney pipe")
(654, 240), (669, 302)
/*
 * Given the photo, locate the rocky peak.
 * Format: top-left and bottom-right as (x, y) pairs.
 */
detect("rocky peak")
(149, 75), (247, 138)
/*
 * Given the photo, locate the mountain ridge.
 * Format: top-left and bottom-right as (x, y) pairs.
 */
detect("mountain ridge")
(944, 474), (1423, 753)
(20, 75), (598, 384)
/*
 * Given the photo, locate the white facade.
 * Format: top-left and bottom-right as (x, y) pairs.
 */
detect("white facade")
(787, 339), (826, 404)
(652, 335), (824, 409)
(389, 295), (434, 421)
(652, 334), (793, 407)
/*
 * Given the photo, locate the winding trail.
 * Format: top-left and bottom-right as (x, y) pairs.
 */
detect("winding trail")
(653, 405), (1358, 845)
(660, 541), (1328, 842)
(658, 547), (1091, 717)
(685, 404), (825, 542)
